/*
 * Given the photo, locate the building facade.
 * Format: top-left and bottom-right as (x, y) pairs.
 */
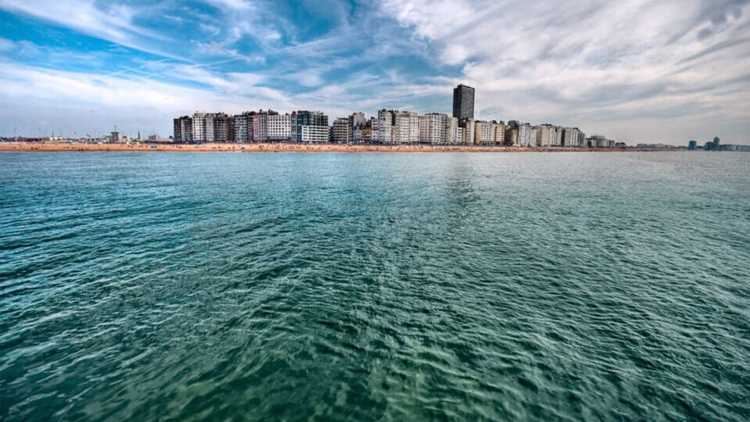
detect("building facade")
(588, 135), (615, 148)
(518, 123), (536, 147)
(474, 120), (494, 145)
(299, 125), (330, 143)
(332, 117), (352, 143)
(461, 119), (475, 145)
(537, 124), (561, 147)
(453, 84), (475, 120)
(447, 117), (461, 144)
(213, 113), (233, 142)
(267, 112), (291, 141)
(395, 111), (420, 144)
(493, 121), (506, 145)
(192, 112), (215, 143)
(562, 127), (585, 147)
(377, 110), (419, 144)
(233, 112), (255, 142)
(173, 116), (193, 143)
(376, 110), (394, 144)
(505, 121), (519, 146)
(292, 111), (328, 141)
(418, 113), (449, 144)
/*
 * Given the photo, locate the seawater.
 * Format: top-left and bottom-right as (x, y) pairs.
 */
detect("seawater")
(1, 152), (748, 421)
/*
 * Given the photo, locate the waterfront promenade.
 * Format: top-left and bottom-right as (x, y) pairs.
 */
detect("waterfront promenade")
(0, 142), (637, 153)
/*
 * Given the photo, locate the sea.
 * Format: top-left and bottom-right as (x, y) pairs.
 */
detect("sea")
(1, 151), (748, 421)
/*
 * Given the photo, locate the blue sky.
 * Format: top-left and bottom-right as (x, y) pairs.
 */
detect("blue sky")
(0, 0), (749, 144)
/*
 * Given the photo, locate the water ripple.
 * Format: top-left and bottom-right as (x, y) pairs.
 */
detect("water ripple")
(0, 152), (749, 421)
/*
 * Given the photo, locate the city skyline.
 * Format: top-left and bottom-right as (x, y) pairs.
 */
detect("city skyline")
(165, 84), (610, 148)
(1, 0), (749, 144)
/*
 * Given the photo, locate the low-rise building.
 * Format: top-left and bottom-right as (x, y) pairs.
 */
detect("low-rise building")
(299, 125), (330, 143)
(588, 135), (615, 148)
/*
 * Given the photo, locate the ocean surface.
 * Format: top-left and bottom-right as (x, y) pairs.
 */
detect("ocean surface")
(1, 151), (748, 421)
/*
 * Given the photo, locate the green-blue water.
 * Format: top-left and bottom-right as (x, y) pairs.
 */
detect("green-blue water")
(1, 152), (749, 421)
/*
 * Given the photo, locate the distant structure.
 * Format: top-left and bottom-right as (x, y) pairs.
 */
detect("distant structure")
(688, 140), (697, 150)
(587, 135), (615, 148)
(452, 84), (475, 120)
(704, 137), (721, 151)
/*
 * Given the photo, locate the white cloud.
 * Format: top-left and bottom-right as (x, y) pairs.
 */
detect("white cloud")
(380, 0), (750, 143)
(204, 0), (253, 10)
(0, 61), (293, 137)
(0, 0), (169, 55)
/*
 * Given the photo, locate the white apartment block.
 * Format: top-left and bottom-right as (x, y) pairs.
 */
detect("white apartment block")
(419, 113), (449, 144)
(518, 124), (535, 147)
(267, 113), (291, 140)
(300, 125), (330, 143)
(474, 120), (495, 145)
(377, 110), (419, 144)
(447, 117), (461, 144)
(563, 127), (585, 147)
(377, 110), (394, 144)
(192, 112), (215, 143)
(537, 124), (559, 147)
(395, 111), (420, 144)
(462, 119), (475, 145)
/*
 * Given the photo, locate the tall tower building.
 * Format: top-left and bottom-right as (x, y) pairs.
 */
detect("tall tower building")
(452, 84), (475, 120)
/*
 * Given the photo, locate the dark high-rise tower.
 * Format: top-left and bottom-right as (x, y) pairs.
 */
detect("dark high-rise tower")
(452, 84), (475, 120)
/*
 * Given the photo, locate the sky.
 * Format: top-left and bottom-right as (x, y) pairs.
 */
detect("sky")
(0, 0), (749, 144)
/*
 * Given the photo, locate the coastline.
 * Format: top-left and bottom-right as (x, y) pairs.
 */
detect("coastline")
(0, 141), (650, 153)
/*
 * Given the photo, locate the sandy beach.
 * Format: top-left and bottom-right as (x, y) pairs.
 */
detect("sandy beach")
(0, 142), (641, 153)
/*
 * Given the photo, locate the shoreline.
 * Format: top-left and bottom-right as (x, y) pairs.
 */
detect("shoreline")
(0, 142), (665, 153)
